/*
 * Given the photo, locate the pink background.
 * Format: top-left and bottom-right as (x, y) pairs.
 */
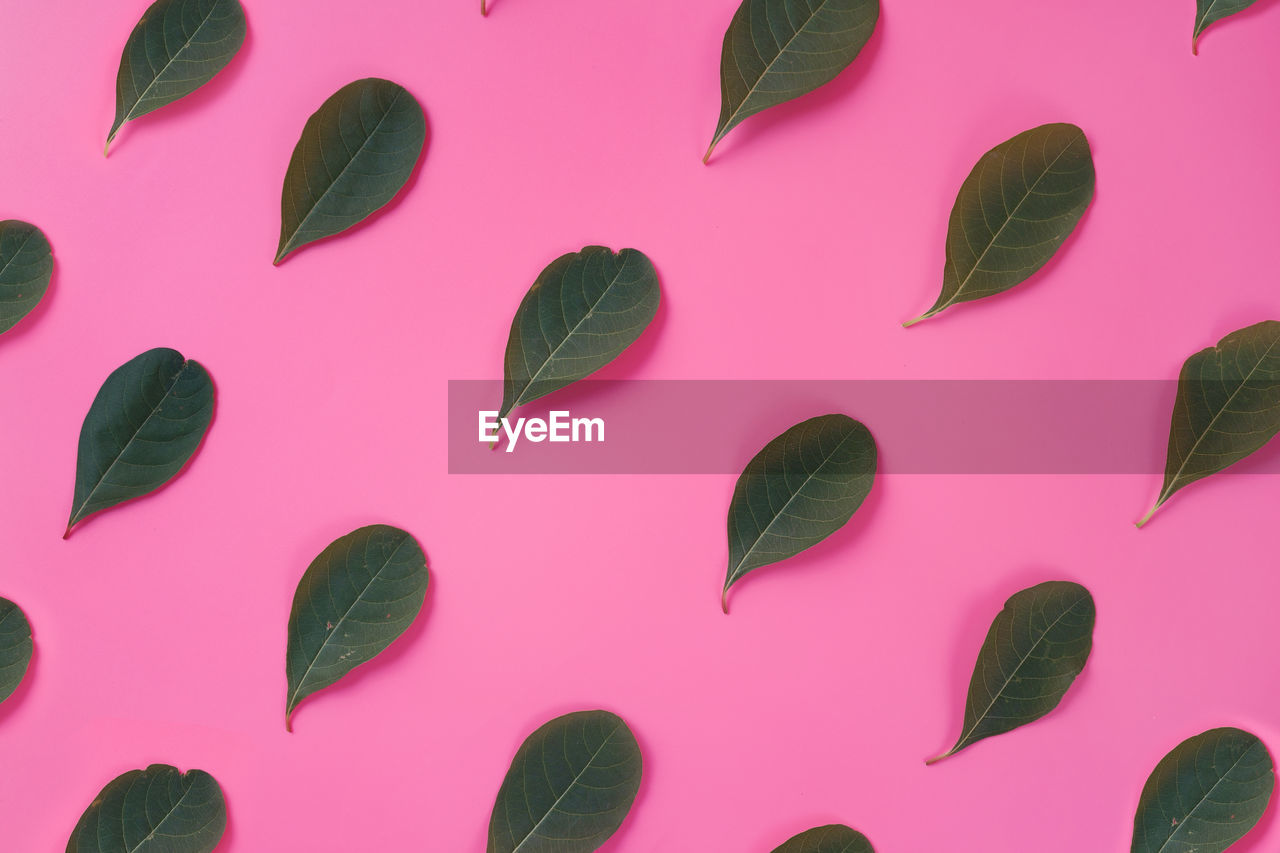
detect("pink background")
(2, 0), (1278, 850)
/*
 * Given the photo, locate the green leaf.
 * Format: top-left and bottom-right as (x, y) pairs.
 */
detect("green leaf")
(723, 413), (876, 613)
(285, 524), (429, 731)
(488, 710), (643, 853)
(66, 348), (214, 538)
(0, 598), (33, 706)
(927, 581), (1094, 765)
(1194, 0), (1260, 54)
(905, 123), (1095, 326)
(1138, 320), (1280, 527)
(771, 824), (875, 853)
(499, 246), (660, 421)
(105, 0), (247, 155)
(1132, 727), (1275, 853)
(275, 78), (427, 264)
(67, 764), (226, 853)
(705, 0), (879, 162)
(0, 220), (53, 335)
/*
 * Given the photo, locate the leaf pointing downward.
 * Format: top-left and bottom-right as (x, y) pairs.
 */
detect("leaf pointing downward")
(1194, 0), (1260, 54)
(928, 581), (1094, 765)
(488, 710), (643, 853)
(275, 78), (427, 264)
(0, 220), (53, 335)
(905, 123), (1095, 326)
(66, 348), (214, 538)
(67, 764), (226, 853)
(1138, 320), (1280, 528)
(105, 0), (246, 155)
(0, 597), (33, 706)
(499, 246), (660, 422)
(723, 414), (877, 613)
(1131, 727), (1275, 853)
(285, 524), (429, 731)
(772, 824), (875, 853)
(706, 0), (879, 162)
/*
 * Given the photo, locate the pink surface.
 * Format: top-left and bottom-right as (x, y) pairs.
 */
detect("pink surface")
(1, 0), (1278, 850)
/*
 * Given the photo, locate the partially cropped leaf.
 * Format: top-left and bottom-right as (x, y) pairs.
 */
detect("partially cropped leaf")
(1194, 0), (1260, 54)
(772, 824), (875, 853)
(906, 123), (1095, 326)
(1132, 727), (1275, 853)
(499, 246), (660, 421)
(105, 0), (246, 154)
(275, 78), (427, 264)
(705, 0), (879, 162)
(0, 220), (53, 335)
(723, 414), (876, 613)
(488, 710), (643, 853)
(928, 580), (1094, 764)
(66, 348), (214, 538)
(285, 524), (429, 730)
(1138, 320), (1280, 527)
(67, 764), (226, 853)
(0, 598), (33, 705)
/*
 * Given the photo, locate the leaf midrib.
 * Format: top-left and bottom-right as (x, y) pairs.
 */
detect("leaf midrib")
(0, 229), (38, 290)
(122, 774), (208, 853)
(1153, 743), (1261, 852)
(510, 722), (624, 853)
(122, 1), (224, 125)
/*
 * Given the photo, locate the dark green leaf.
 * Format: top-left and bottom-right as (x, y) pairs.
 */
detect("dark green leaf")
(0, 220), (53, 335)
(1138, 320), (1280, 527)
(499, 246), (660, 421)
(67, 764), (226, 853)
(772, 824), (875, 853)
(106, 0), (246, 155)
(705, 0), (879, 162)
(285, 524), (429, 731)
(1194, 0), (1260, 54)
(1132, 727), (1275, 853)
(927, 581), (1094, 764)
(488, 710), (643, 853)
(275, 78), (427, 264)
(905, 123), (1095, 326)
(66, 348), (214, 538)
(723, 413), (876, 613)
(0, 598), (33, 706)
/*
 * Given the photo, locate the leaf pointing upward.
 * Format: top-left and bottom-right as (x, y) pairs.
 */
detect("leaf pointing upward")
(67, 764), (226, 853)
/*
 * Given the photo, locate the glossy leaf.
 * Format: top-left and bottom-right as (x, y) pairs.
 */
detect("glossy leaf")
(1194, 0), (1260, 54)
(0, 598), (33, 706)
(275, 78), (427, 264)
(927, 580), (1094, 764)
(1132, 727), (1275, 853)
(285, 524), (429, 730)
(67, 764), (226, 853)
(488, 710), (643, 853)
(772, 824), (875, 853)
(0, 220), (53, 335)
(106, 0), (246, 155)
(905, 123), (1095, 326)
(66, 348), (214, 538)
(705, 0), (880, 162)
(499, 246), (660, 421)
(723, 413), (876, 613)
(1137, 320), (1280, 527)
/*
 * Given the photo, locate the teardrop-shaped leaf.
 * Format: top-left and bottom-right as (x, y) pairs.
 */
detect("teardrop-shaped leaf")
(488, 709), (643, 853)
(905, 123), (1095, 326)
(0, 598), (33, 705)
(927, 580), (1094, 764)
(723, 413), (876, 613)
(66, 348), (214, 538)
(275, 78), (427, 264)
(105, 0), (247, 155)
(1132, 727), (1275, 853)
(285, 524), (429, 731)
(1194, 0), (1260, 54)
(67, 764), (226, 853)
(498, 246), (660, 421)
(0, 220), (53, 335)
(772, 824), (875, 853)
(1138, 320), (1280, 528)
(705, 0), (879, 162)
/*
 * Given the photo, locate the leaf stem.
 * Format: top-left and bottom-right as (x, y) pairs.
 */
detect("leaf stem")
(1135, 501), (1162, 529)
(481, 0), (488, 15)
(702, 140), (717, 165)
(720, 588), (730, 614)
(902, 312), (933, 328)
(924, 750), (953, 766)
